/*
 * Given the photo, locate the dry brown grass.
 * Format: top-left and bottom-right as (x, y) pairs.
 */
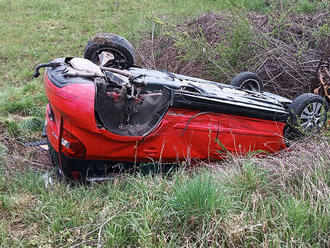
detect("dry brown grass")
(136, 10), (329, 98)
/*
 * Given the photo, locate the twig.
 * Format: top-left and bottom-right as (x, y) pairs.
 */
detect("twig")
(150, 21), (156, 69)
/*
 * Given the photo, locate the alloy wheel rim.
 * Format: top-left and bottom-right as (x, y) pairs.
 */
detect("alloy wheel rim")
(299, 102), (326, 131)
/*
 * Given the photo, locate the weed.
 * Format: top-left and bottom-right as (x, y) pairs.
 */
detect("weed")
(214, 18), (255, 73)
(229, 161), (268, 201)
(169, 171), (231, 220)
(0, 194), (15, 210)
(169, 13), (258, 80)
(19, 117), (44, 132)
(0, 138), (328, 248)
(278, 196), (329, 245)
(5, 120), (21, 138)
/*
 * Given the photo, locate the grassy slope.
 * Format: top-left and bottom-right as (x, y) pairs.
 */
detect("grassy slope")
(0, 139), (329, 247)
(0, 0), (329, 247)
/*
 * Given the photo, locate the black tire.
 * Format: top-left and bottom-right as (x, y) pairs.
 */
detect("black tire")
(231, 72), (264, 92)
(84, 33), (135, 69)
(287, 93), (328, 137)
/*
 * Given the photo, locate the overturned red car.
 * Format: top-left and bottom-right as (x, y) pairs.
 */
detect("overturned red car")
(34, 33), (328, 179)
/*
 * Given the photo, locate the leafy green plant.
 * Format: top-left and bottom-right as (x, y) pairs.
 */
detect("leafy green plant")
(214, 18), (255, 71)
(19, 117), (44, 132)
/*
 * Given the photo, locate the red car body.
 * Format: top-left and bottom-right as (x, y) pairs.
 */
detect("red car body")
(44, 68), (287, 166)
(31, 28), (327, 180)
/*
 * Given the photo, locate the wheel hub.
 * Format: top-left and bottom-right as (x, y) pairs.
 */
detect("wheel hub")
(300, 102), (325, 130)
(98, 51), (115, 66)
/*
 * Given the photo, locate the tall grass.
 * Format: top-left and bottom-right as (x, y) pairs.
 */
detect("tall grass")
(170, 171), (232, 219)
(0, 137), (328, 247)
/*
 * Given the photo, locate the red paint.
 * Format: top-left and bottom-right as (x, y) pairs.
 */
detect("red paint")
(44, 73), (287, 164)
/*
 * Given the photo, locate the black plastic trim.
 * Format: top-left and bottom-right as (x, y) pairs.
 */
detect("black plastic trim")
(172, 92), (288, 122)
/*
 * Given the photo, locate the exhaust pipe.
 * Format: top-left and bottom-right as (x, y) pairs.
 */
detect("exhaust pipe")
(33, 62), (62, 78)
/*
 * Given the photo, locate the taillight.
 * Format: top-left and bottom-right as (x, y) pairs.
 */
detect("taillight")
(60, 128), (86, 158)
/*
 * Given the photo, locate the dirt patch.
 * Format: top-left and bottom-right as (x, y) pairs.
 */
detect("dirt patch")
(2, 137), (53, 172)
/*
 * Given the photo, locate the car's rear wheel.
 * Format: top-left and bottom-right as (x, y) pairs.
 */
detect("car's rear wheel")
(84, 33), (135, 69)
(231, 72), (264, 92)
(286, 93), (328, 139)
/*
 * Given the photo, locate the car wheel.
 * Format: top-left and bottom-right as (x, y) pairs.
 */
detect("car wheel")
(287, 93), (328, 137)
(231, 72), (264, 92)
(84, 33), (135, 69)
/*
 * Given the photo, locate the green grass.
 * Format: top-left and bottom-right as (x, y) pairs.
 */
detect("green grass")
(0, 0), (329, 247)
(0, 138), (329, 247)
(169, 171), (232, 220)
